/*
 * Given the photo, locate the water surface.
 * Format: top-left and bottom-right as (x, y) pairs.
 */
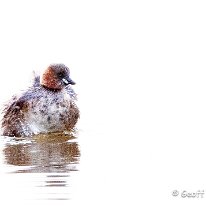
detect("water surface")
(0, 132), (80, 202)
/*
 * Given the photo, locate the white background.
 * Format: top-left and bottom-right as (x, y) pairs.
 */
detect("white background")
(0, 0), (206, 206)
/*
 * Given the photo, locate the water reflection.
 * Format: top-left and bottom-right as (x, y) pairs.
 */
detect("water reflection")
(3, 132), (80, 173)
(1, 132), (80, 201)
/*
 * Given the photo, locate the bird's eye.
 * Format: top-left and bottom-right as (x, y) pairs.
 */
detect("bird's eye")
(58, 72), (64, 78)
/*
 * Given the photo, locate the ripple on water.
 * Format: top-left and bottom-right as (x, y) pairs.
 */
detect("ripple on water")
(0, 132), (80, 201)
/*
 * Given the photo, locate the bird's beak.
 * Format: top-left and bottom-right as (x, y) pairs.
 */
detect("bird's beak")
(62, 77), (76, 85)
